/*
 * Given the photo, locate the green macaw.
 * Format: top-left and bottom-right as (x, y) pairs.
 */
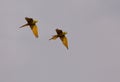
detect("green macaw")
(50, 28), (69, 49)
(20, 17), (39, 38)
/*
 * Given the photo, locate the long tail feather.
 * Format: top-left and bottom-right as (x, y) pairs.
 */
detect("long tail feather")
(60, 36), (69, 49)
(30, 25), (39, 38)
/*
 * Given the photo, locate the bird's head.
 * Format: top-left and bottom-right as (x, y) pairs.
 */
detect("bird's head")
(34, 20), (38, 23)
(63, 32), (67, 35)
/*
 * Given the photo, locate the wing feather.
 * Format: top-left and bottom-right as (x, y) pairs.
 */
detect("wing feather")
(56, 29), (63, 35)
(19, 24), (29, 28)
(49, 35), (58, 40)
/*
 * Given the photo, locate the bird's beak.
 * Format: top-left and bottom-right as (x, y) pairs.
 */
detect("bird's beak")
(34, 20), (38, 23)
(64, 32), (67, 34)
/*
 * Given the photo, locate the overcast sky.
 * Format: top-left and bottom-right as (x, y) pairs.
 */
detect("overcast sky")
(0, 0), (120, 82)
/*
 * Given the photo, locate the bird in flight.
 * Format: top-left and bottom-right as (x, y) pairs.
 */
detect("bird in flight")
(20, 17), (39, 38)
(49, 28), (69, 49)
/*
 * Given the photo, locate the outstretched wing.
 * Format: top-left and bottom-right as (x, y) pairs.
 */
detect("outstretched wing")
(49, 35), (58, 40)
(56, 29), (63, 35)
(19, 24), (29, 28)
(60, 36), (68, 49)
(30, 24), (39, 38)
(25, 17), (33, 24)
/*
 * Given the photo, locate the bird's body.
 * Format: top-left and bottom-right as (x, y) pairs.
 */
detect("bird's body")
(50, 28), (68, 49)
(20, 17), (39, 38)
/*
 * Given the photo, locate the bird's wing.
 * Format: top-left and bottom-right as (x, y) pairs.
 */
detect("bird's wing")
(19, 24), (29, 28)
(25, 17), (33, 24)
(30, 24), (39, 38)
(49, 35), (58, 40)
(25, 17), (33, 21)
(56, 29), (63, 35)
(60, 36), (68, 49)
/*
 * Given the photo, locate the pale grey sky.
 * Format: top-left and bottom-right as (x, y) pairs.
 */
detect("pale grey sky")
(0, 0), (120, 82)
